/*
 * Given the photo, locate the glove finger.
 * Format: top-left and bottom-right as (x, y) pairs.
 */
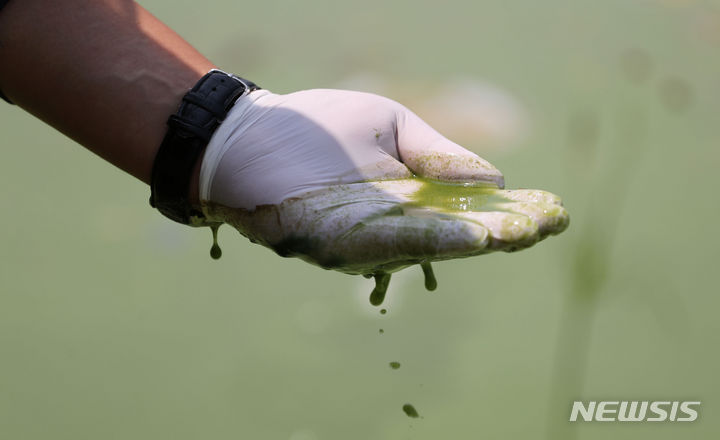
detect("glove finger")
(450, 211), (540, 251)
(494, 201), (569, 239)
(395, 107), (505, 187)
(493, 189), (564, 205)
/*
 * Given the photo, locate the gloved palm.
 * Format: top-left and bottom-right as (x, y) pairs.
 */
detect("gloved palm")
(198, 89), (568, 299)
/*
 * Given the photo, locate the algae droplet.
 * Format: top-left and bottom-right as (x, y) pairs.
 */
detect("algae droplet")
(389, 361), (401, 370)
(380, 309), (387, 315)
(369, 273), (391, 306)
(402, 403), (420, 418)
(379, 328), (384, 334)
(420, 261), (437, 291)
(210, 225), (222, 260)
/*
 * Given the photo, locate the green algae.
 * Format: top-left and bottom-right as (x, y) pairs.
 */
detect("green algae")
(420, 261), (437, 291)
(407, 178), (510, 212)
(380, 308), (387, 315)
(209, 225), (222, 260)
(370, 273), (391, 306)
(379, 328), (384, 334)
(402, 403), (420, 418)
(389, 361), (401, 370)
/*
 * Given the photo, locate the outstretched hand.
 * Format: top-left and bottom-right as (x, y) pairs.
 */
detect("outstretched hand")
(198, 89), (568, 292)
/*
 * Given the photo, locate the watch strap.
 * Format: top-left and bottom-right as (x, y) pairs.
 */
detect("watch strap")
(149, 69), (259, 225)
(0, 0), (14, 104)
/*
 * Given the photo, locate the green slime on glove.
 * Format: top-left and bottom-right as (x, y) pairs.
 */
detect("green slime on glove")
(203, 178), (568, 307)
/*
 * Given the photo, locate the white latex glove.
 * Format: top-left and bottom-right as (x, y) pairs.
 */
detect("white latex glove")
(199, 89), (568, 303)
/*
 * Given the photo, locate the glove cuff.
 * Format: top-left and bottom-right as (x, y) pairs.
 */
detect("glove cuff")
(198, 89), (272, 205)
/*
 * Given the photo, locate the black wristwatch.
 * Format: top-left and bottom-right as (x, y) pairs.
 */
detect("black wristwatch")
(149, 69), (259, 225)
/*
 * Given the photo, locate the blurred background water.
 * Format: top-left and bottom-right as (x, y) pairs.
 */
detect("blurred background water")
(1, 0), (719, 438)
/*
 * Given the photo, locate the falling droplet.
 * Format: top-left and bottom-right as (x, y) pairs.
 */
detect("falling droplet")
(380, 309), (387, 315)
(210, 224), (222, 260)
(369, 273), (391, 306)
(402, 403), (420, 418)
(421, 261), (437, 291)
(389, 361), (401, 370)
(379, 328), (384, 334)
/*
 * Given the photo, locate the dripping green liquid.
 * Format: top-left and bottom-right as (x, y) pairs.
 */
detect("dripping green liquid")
(366, 261), (439, 306)
(369, 273), (391, 306)
(402, 403), (420, 418)
(209, 224), (222, 260)
(421, 261), (437, 291)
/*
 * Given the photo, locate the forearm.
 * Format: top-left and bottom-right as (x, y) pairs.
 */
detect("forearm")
(0, 0), (215, 184)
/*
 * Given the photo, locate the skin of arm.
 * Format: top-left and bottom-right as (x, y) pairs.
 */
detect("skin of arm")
(0, 0), (216, 204)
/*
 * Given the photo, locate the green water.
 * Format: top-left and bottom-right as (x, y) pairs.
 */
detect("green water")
(408, 179), (509, 213)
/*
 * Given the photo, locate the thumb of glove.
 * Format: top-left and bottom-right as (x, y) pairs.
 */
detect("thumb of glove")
(395, 105), (505, 187)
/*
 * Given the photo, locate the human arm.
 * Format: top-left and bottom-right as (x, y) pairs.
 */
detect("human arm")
(0, 0), (214, 197)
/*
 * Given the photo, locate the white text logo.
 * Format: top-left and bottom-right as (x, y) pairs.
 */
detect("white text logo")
(569, 401), (700, 422)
